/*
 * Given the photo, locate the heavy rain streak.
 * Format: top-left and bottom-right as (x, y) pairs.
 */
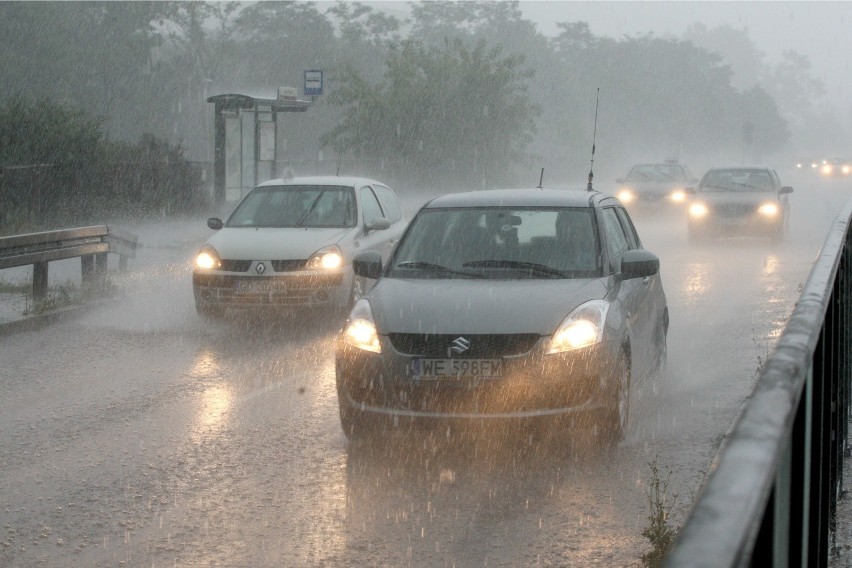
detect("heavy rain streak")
(0, 2), (850, 567)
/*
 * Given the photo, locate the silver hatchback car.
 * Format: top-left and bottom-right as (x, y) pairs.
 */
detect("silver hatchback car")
(193, 176), (406, 318)
(336, 188), (668, 444)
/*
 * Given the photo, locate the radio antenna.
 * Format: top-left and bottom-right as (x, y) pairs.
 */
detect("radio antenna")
(587, 88), (599, 192)
(537, 167), (544, 189)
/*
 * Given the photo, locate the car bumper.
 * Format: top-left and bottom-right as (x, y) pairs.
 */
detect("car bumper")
(335, 337), (621, 426)
(688, 213), (783, 235)
(193, 268), (352, 310)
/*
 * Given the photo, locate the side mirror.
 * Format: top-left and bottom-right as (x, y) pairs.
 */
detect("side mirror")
(207, 217), (223, 230)
(353, 251), (383, 279)
(684, 187), (696, 195)
(780, 186), (793, 195)
(365, 217), (391, 234)
(620, 249), (660, 280)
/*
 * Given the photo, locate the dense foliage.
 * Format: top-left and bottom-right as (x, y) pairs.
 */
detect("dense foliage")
(0, 97), (202, 234)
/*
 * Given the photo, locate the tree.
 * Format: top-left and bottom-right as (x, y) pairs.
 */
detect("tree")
(321, 38), (539, 189)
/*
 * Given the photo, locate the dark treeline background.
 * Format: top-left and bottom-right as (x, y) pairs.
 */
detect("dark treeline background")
(0, 1), (837, 232)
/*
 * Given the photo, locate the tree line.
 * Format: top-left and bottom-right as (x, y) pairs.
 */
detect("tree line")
(0, 1), (832, 230)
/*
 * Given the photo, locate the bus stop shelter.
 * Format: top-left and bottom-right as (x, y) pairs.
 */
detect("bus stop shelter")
(207, 91), (310, 207)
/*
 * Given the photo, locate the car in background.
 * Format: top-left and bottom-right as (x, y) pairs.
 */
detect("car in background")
(336, 188), (668, 446)
(192, 176), (406, 319)
(685, 166), (793, 242)
(615, 160), (698, 208)
(818, 157), (852, 177)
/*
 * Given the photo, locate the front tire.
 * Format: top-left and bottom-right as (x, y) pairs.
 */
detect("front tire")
(595, 348), (631, 445)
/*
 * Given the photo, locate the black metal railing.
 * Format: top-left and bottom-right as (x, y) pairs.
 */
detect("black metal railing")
(664, 198), (852, 567)
(0, 225), (137, 301)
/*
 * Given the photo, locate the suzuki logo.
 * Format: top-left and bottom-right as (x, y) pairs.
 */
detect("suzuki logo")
(447, 337), (470, 357)
(255, 262), (266, 274)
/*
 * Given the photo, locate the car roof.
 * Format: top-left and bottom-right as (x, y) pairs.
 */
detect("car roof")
(256, 175), (388, 188)
(422, 188), (617, 209)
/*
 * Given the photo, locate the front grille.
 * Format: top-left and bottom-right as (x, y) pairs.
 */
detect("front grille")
(714, 203), (757, 217)
(387, 334), (540, 358)
(218, 260), (252, 272)
(193, 273), (343, 289)
(272, 259), (307, 272)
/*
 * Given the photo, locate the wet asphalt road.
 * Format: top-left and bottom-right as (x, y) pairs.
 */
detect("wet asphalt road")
(1, 173), (849, 567)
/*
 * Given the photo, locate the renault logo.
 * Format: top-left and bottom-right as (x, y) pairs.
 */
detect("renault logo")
(447, 337), (470, 357)
(256, 262), (266, 275)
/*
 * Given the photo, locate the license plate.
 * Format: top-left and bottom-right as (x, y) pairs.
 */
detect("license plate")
(409, 358), (503, 379)
(235, 280), (287, 293)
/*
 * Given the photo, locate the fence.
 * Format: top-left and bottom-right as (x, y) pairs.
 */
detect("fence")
(664, 198), (852, 566)
(0, 225), (137, 301)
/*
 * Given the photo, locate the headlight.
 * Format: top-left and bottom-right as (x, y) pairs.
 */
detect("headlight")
(822, 164), (833, 175)
(758, 202), (779, 216)
(307, 245), (343, 270)
(689, 202), (709, 218)
(342, 299), (381, 353)
(195, 245), (220, 270)
(843, 165), (850, 175)
(547, 300), (609, 354)
(617, 189), (635, 203)
(669, 189), (686, 203)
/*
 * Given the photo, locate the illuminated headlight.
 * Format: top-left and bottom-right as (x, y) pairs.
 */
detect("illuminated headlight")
(811, 163), (818, 169)
(758, 203), (779, 216)
(617, 189), (636, 203)
(342, 299), (381, 353)
(547, 300), (609, 354)
(843, 165), (850, 175)
(796, 163), (803, 169)
(822, 164), (833, 175)
(669, 189), (686, 203)
(689, 202), (709, 218)
(307, 245), (344, 270)
(195, 245), (220, 270)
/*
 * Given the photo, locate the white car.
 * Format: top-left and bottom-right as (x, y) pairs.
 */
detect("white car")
(192, 176), (406, 318)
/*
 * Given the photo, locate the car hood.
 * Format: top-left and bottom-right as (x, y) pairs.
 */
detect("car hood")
(204, 227), (354, 260)
(695, 191), (778, 205)
(369, 277), (610, 335)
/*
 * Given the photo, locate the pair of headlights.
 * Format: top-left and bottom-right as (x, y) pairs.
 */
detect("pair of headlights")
(343, 299), (610, 355)
(688, 202), (779, 218)
(617, 189), (686, 203)
(195, 245), (344, 271)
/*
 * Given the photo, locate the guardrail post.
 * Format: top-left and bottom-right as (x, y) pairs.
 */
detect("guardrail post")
(95, 251), (108, 287)
(32, 261), (48, 302)
(81, 254), (95, 287)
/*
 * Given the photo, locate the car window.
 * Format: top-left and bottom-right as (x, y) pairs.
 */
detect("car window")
(388, 207), (601, 279)
(600, 207), (630, 272)
(626, 164), (688, 182)
(371, 184), (402, 223)
(359, 187), (384, 225)
(225, 185), (356, 228)
(700, 169), (775, 192)
(614, 207), (640, 249)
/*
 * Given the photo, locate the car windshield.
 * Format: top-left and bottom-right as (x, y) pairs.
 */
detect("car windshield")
(388, 207), (602, 279)
(626, 164), (688, 182)
(699, 170), (775, 192)
(225, 185), (357, 228)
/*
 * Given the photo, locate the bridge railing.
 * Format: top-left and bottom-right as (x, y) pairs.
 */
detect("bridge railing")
(664, 198), (852, 567)
(0, 225), (137, 301)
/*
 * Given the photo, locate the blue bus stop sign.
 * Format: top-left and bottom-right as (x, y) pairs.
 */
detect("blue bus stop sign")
(304, 70), (323, 96)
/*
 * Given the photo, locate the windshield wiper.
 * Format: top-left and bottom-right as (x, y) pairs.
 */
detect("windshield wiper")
(395, 261), (484, 278)
(295, 190), (327, 227)
(462, 260), (566, 278)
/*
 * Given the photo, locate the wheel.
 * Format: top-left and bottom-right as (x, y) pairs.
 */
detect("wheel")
(595, 348), (631, 445)
(337, 386), (373, 441)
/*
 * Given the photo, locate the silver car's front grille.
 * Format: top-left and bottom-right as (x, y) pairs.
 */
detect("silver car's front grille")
(387, 334), (540, 358)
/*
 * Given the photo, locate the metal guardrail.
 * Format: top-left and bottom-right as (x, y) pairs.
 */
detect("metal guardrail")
(0, 225), (137, 301)
(665, 198), (852, 567)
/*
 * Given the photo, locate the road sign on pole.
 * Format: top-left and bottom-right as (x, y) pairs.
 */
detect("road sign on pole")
(304, 70), (323, 96)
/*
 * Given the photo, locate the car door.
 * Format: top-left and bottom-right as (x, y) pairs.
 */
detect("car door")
(600, 206), (655, 381)
(370, 183), (406, 259)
